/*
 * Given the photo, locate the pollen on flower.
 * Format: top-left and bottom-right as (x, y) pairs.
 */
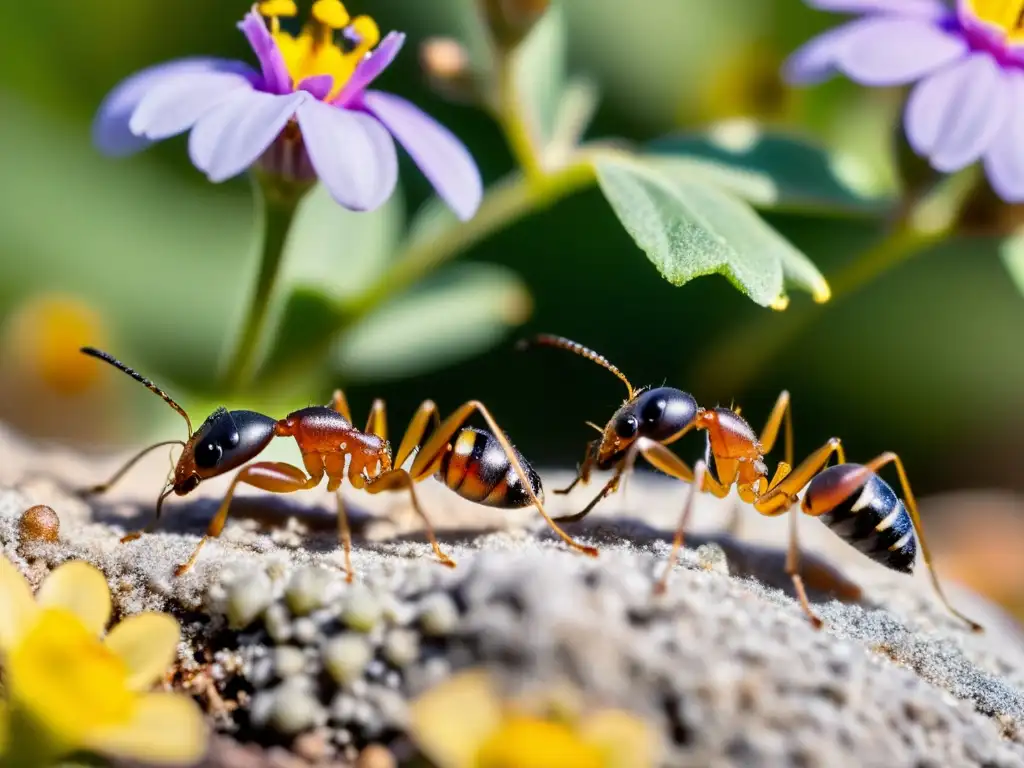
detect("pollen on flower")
(262, 0), (380, 99)
(312, 0), (350, 29)
(968, 0), (1024, 36)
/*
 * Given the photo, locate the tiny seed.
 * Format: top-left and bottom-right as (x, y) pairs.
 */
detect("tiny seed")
(18, 505), (59, 544)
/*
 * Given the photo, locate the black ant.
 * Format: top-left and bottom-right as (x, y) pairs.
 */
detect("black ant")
(79, 347), (597, 579)
(522, 334), (982, 632)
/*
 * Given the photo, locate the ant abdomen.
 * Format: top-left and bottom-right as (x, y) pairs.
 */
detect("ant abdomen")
(437, 427), (544, 508)
(804, 464), (917, 573)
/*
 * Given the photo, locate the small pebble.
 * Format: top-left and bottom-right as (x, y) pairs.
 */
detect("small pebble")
(249, 657), (275, 688)
(249, 691), (275, 728)
(419, 593), (459, 636)
(383, 629), (420, 668)
(355, 744), (396, 768)
(226, 570), (273, 630)
(264, 603), (292, 644)
(696, 543), (730, 576)
(18, 505), (59, 544)
(323, 635), (373, 686)
(285, 567), (333, 616)
(275, 646), (306, 678)
(293, 617), (319, 646)
(342, 585), (384, 632)
(269, 682), (323, 735)
(330, 693), (357, 723)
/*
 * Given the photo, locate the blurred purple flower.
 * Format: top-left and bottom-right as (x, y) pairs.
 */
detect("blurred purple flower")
(93, 1), (482, 219)
(785, 0), (1024, 203)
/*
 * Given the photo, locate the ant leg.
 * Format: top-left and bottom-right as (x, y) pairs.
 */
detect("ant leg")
(316, 453), (362, 583)
(331, 389), (353, 422)
(654, 460), (708, 594)
(758, 391), (794, 466)
(393, 400), (442, 470)
(862, 452), (983, 632)
(80, 441), (184, 496)
(361, 468), (456, 569)
(557, 436), (698, 524)
(364, 399), (388, 441)
(555, 441), (597, 495)
(335, 491), (354, 583)
(408, 400), (598, 557)
(786, 505), (824, 628)
(174, 462), (317, 577)
(753, 438), (845, 517)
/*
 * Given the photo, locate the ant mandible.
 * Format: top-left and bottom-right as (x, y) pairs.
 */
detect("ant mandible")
(522, 334), (982, 632)
(79, 347), (597, 579)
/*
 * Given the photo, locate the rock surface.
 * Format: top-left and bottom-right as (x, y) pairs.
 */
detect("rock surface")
(2, 424), (1024, 767)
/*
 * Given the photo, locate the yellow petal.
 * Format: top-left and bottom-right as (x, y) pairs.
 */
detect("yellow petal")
(579, 710), (659, 768)
(104, 612), (181, 691)
(36, 561), (111, 636)
(475, 717), (605, 768)
(84, 692), (207, 765)
(408, 669), (503, 768)
(7, 609), (134, 743)
(0, 556), (38, 652)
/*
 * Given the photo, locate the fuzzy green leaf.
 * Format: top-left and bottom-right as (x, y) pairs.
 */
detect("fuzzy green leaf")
(593, 153), (830, 307)
(335, 263), (532, 382)
(1000, 230), (1024, 299)
(282, 182), (403, 301)
(648, 119), (888, 216)
(513, 1), (567, 146)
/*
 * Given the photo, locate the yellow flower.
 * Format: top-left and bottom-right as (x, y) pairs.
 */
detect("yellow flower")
(408, 669), (657, 768)
(0, 557), (207, 765)
(2, 293), (107, 396)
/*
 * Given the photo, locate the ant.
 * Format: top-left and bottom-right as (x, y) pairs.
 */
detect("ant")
(79, 347), (597, 579)
(522, 334), (981, 632)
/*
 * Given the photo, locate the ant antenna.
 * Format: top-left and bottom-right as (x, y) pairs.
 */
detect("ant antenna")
(519, 334), (635, 399)
(81, 347), (193, 437)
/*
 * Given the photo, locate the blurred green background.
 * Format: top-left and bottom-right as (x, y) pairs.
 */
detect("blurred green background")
(2, 0), (1024, 504)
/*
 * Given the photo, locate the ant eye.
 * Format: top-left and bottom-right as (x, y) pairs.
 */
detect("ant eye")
(614, 415), (639, 439)
(195, 441), (223, 469)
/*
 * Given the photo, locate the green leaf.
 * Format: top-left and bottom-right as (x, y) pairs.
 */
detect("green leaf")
(1000, 230), (1024, 298)
(593, 153), (829, 307)
(546, 76), (601, 162)
(647, 118), (890, 216)
(404, 195), (460, 254)
(259, 286), (349, 379)
(335, 263), (532, 383)
(282, 181), (404, 301)
(513, 1), (567, 146)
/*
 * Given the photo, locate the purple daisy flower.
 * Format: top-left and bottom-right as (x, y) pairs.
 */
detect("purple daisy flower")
(93, 0), (482, 219)
(784, 0), (1024, 203)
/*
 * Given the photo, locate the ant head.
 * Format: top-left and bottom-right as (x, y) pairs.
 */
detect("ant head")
(79, 348), (278, 500)
(175, 409), (278, 495)
(604, 387), (698, 453)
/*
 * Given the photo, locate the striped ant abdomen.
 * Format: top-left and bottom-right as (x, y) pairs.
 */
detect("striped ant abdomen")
(436, 427), (544, 508)
(803, 464), (917, 573)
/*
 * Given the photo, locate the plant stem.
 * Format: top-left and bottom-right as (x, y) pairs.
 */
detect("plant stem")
(495, 55), (546, 183)
(222, 176), (303, 392)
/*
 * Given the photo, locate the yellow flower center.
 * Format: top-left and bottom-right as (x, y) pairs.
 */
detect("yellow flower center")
(258, 0), (380, 99)
(474, 717), (608, 768)
(6, 609), (135, 744)
(968, 0), (1024, 39)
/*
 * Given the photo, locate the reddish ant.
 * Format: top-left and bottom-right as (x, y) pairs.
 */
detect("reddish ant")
(523, 334), (981, 632)
(80, 347), (597, 579)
